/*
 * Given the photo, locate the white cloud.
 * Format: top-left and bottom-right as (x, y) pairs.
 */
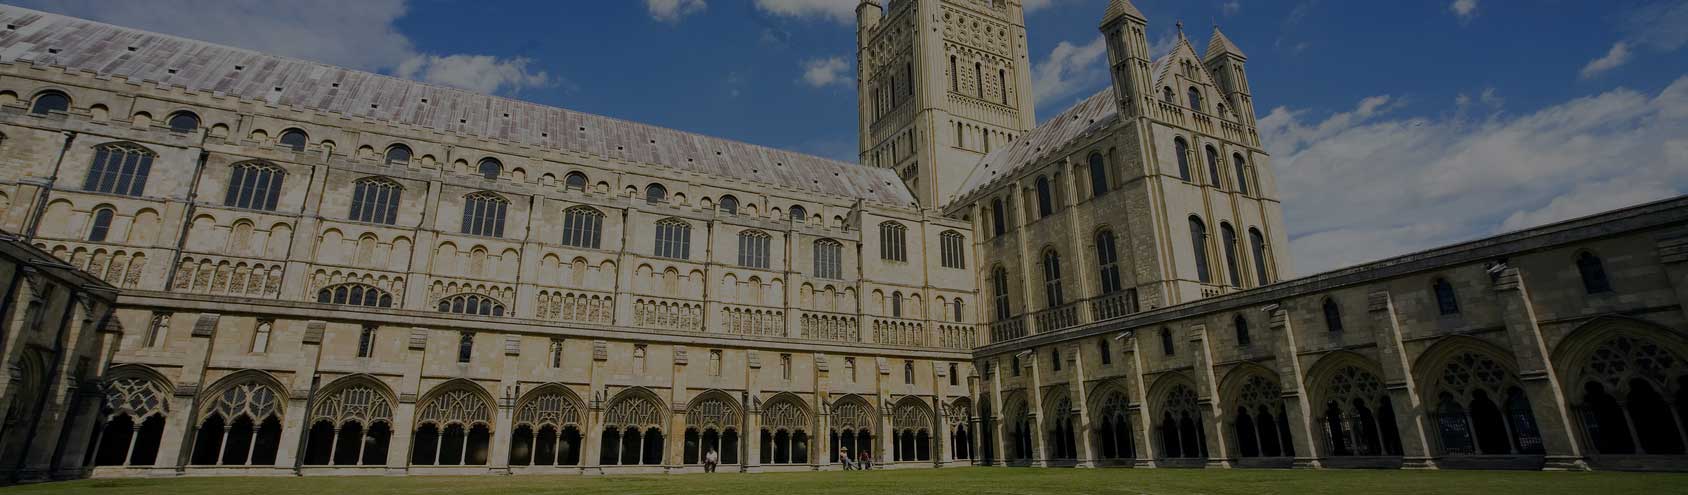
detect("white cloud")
(1260, 76), (1688, 274)
(1022, 0), (1060, 12)
(1449, 0), (1477, 23)
(396, 55), (550, 95)
(753, 0), (855, 24)
(1032, 36), (1109, 111)
(645, 0), (707, 24)
(801, 57), (851, 88)
(1222, 1), (1242, 16)
(1580, 42), (1632, 79)
(16, 0), (555, 95)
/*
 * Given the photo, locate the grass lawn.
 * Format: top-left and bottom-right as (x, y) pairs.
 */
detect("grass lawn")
(6, 468), (1687, 495)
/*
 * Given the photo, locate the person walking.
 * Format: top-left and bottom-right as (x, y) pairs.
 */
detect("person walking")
(704, 448), (718, 473)
(839, 446), (852, 470)
(858, 450), (872, 470)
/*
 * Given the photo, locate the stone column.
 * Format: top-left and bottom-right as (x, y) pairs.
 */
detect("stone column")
(669, 347), (689, 470)
(1189, 324), (1233, 468)
(1123, 333), (1158, 467)
(1366, 290), (1438, 469)
(17, 302), (97, 480)
(582, 340), (608, 474)
(277, 321), (326, 471)
(1068, 343), (1096, 467)
(746, 351), (764, 472)
(986, 358), (1008, 466)
(163, 313), (222, 470)
(1267, 308), (1322, 468)
(933, 361), (950, 467)
(1025, 349), (1047, 467)
(814, 353), (831, 470)
(489, 336), (522, 472)
(1491, 267), (1591, 471)
(385, 328), (429, 473)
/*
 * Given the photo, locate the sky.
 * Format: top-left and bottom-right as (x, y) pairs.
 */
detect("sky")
(16, 0), (1688, 275)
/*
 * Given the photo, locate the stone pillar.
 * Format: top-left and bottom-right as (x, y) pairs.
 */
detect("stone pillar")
(1492, 267), (1591, 471)
(17, 303), (97, 480)
(489, 336), (522, 472)
(933, 360), (950, 467)
(669, 347), (689, 470)
(745, 350), (764, 472)
(1123, 333), (1158, 467)
(163, 313), (221, 470)
(1188, 324), (1233, 468)
(385, 328), (429, 473)
(1025, 349), (1047, 467)
(1267, 308), (1322, 468)
(1366, 290), (1438, 469)
(1064, 343), (1096, 467)
(986, 358), (1008, 466)
(582, 340), (608, 474)
(276, 321), (326, 471)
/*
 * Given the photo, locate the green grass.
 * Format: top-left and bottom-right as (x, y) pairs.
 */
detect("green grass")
(7, 467), (1687, 495)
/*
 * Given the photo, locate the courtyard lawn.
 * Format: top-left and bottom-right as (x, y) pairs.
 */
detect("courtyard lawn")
(5, 467), (1687, 495)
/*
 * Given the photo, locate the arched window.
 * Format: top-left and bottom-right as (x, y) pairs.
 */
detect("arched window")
(315, 283), (395, 308)
(1205, 146), (1222, 187)
(954, 299), (965, 322)
(1221, 223), (1241, 287)
(167, 111), (200, 133)
(1232, 153), (1250, 195)
(477, 158), (502, 180)
(384, 144), (412, 166)
(29, 91), (70, 115)
(1234, 315), (1251, 346)
(561, 206), (604, 249)
(1187, 86), (1202, 111)
(350, 177), (401, 225)
(999, 69), (1009, 105)
(224, 162), (285, 211)
(1088, 153), (1108, 197)
(737, 230), (771, 269)
(1577, 251), (1612, 294)
(277, 129), (308, 152)
(950, 55), (959, 91)
(1042, 250), (1064, 308)
(992, 266), (1011, 321)
(1249, 228), (1271, 285)
(1433, 278), (1460, 315)
(438, 294), (506, 317)
(975, 62), (984, 98)
(1034, 176), (1054, 217)
(990, 198), (1007, 236)
(789, 205), (806, 222)
(1160, 328), (1175, 356)
(1189, 216), (1211, 283)
(461, 192), (509, 237)
(718, 195), (739, 215)
(645, 184), (668, 204)
(654, 219), (692, 259)
(1096, 230), (1122, 294)
(940, 230), (966, 269)
(564, 172), (588, 191)
(891, 291), (903, 318)
(812, 239), (843, 279)
(88, 207), (114, 242)
(1323, 298), (1343, 333)
(458, 332), (476, 362)
(83, 142), (156, 197)
(879, 221), (907, 262)
(1162, 87), (1175, 102)
(1174, 138), (1191, 181)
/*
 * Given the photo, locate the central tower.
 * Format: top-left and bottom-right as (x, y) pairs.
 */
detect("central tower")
(857, 0), (1036, 208)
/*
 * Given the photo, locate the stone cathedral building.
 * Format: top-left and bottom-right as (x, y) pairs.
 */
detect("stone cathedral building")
(0, 0), (1685, 483)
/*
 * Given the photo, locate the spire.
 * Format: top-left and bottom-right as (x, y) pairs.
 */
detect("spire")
(1205, 25), (1247, 60)
(1100, 0), (1145, 27)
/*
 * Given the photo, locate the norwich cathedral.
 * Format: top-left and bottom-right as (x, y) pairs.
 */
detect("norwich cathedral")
(1, 0), (1685, 483)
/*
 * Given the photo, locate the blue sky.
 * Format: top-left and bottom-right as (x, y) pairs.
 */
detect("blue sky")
(20, 0), (1688, 274)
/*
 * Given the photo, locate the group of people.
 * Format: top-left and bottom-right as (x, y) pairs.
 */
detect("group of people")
(695, 447), (872, 473)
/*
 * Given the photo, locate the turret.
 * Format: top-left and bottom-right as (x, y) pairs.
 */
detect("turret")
(1099, 0), (1153, 118)
(857, 0), (883, 35)
(1202, 26), (1256, 125)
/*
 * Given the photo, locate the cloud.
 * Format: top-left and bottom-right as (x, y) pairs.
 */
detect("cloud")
(1449, 0), (1477, 23)
(15, 0), (556, 95)
(1022, 0), (1061, 12)
(396, 55), (551, 95)
(645, 0), (707, 24)
(801, 57), (851, 88)
(753, 0), (855, 24)
(1032, 36), (1109, 112)
(1580, 42), (1631, 79)
(1259, 76), (1688, 274)
(1222, 1), (1242, 16)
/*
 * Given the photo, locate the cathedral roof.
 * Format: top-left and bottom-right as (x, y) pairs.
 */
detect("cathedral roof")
(1204, 27), (1246, 61)
(1100, 0), (1145, 26)
(0, 6), (916, 208)
(952, 87), (1119, 203)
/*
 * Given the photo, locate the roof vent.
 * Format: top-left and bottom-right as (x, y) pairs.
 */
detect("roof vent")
(459, 119), (467, 124)
(47, 48), (59, 54)
(126, 46), (137, 52)
(167, 68), (178, 74)
(5, 25), (14, 30)
(420, 98), (429, 103)
(542, 132), (549, 137)
(579, 126), (586, 131)
(502, 113), (510, 118)
(371, 104), (379, 109)
(273, 86), (283, 91)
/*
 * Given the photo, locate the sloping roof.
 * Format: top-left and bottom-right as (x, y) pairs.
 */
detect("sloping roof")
(952, 87), (1119, 202)
(0, 6), (916, 207)
(1100, 0), (1145, 26)
(1204, 27), (1246, 61)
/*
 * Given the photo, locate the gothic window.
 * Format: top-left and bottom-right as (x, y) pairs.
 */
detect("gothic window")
(1233, 153), (1250, 195)
(145, 313), (170, 348)
(736, 230), (772, 269)
(1088, 152), (1109, 197)
(1162, 86), (1175, 102)
(950, 363), (960, 385)
(549, 339), (564, 368)
(250, 320), (272, 353)
(645, 183), (668, 204)
(1157, 385), (1206, 458)
(316, 283), (395, 308)
(1188, 86), (1203, 111)
(879, 221), (907, 262)
(29, 90), (70, 115)
(167, 111), (200, 133)
(892, 291), (904, 318)
(278, 128), (308, 152)
(1249, 228), (1271, 284)
(1319, 366), (1401, 456)
(1051, 348), (1061, 371)
(718, 195), (739, 215)
(1234, 315), (1251, 346)
(953, 299), (965, 322)
(1042, 249), (1064, 308)
(904, 360), (915, 384)
(357, 325), (376, 358)
(384, 144), (411, 165)
(457, 332), (475, 363)
(84, 142), (155, 197)
(350, 177), (401, 225)
(1161, 328), (1175, 356)
(412, 387), (494, 466)
(789, 205), (807, 222)
(1573, 334), (1688, 455)
(845, 357), (857, 382)
(1205, 146), (1222, 187)
(1433, 278), (1460, 315)
(1096, 230), (1123, 294)
(990, 197), (1007, 236)
(940, 230), (966, 269)
(999, 69), (1009, 105)
(93, 374), (170, 466)
(303, 382), (394, 466)
(1189, 216), (1211, 283)
(634, 346), (647, 374)
(1174, 137), (1192, 181)
(1577, 251), (1612, 294)
(654, 218), (692, 259)
(477, 157), (502, 179)
(992, 266), (1011, 321)
(1099, 338), (1113, 365)
(1429, 352), (1542, 456)
(975, 62), (984, 98)
(189, 380), (285, 465)
(1323, 298), (1343, 333)
(1221, 223), (1242, 287)
(1035, 176), (1054, 217)
(709, 350), (722, 376)
(88, 207), (114, 242)
(950, 56), (958, 91)
(564, 172), (588, 191)
(780, 354), (793, 380)
(1012, 355), (1021, 376)
(224, 161), (285, 211)
(1232, 375), (1292, 457)
(460, 192), (509, 237)
(561, 206), (604, 249)
(438, 294), (506, 317)
(813, 239), (842, 279)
